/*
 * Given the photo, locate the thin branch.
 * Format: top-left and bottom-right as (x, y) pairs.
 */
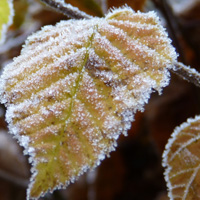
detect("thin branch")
(171, 62), (200, 87)
(40, 0), (92, 19)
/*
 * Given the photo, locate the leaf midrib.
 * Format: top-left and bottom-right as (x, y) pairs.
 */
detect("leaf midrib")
(47, 25), (98, 172)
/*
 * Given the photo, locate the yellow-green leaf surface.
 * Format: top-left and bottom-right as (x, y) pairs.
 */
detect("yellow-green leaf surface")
(163, 116), (200, 200)
(0, 0), (14, 44)
(0, 7), (177, 199)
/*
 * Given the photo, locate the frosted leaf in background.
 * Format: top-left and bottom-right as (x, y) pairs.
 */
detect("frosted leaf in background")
(0, 6), (177, 199)
(163, 115), (200, 200)
(0, 0), (14, 44)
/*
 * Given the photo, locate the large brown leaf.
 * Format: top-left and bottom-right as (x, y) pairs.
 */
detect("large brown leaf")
(0, 7), (177, 199)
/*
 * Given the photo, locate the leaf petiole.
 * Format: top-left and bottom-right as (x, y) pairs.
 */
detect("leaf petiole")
(171, 62), (200, 87)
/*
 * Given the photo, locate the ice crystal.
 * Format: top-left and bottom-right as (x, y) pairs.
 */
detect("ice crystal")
(0, 6), (177, 199)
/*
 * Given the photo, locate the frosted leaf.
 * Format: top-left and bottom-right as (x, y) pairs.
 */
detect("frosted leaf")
(163, 115), (200, 200)
(0, 7), (177, 199)
(0, 0), (14, 44)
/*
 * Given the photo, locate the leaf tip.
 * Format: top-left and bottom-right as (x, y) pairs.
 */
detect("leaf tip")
(105, 5), (135, 20)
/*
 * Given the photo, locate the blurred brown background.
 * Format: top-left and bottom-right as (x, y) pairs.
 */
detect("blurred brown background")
(0, 0), (200, 199)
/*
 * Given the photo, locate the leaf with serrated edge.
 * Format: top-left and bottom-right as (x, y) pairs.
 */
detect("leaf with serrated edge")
(0, 7), (177, 199)
(163, 115), (200, 200)
(0, 0), (14, 44)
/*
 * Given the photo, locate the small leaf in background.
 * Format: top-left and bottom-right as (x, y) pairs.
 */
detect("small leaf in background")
(0, 6), (177, 199)
(0, 0), (14, 44)
(163, 116), (200, 200)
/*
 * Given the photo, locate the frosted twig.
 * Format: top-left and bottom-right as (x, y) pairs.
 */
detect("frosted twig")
(40, 0), (92, 19)
(171, 62), (200, 87)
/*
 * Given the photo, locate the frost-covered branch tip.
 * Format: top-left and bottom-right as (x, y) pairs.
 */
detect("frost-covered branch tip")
(40, 0), (92, 19)
(171, 62), (200, 88)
